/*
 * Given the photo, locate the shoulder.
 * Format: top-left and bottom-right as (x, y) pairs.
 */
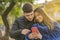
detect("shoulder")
(16, 16), (25, 20)
(53, 21), (60, 28)
(15, 16), (25, 22)
(13, 16), (27, 24)
(53, 21), (59, 25)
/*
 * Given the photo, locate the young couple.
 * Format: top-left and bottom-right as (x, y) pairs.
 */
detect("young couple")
(10, 3), (60, 40)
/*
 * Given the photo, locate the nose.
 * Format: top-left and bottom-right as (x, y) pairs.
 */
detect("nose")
(36, 16), (41, 20)
(29, 17), (32, 19)
(36, 16), (39, 19)
(29, 15), (32, 18)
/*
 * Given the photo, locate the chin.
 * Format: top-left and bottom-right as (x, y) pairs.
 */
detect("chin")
(38, 20), (42, 23)
(29, 20), (32, 21)
(29, 20), (33, 21)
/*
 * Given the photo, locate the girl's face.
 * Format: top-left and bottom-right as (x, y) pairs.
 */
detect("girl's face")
(34, 12), (43, 23)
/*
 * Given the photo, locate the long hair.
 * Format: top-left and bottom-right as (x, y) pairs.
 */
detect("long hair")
(34, 7), (55, 30)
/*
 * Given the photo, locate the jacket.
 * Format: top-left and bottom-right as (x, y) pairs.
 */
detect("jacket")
(10, 16), (34, 40)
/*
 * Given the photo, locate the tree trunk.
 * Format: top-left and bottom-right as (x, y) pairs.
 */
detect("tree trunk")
(1, 1), (15, 40)
(0, 30), (2, 40)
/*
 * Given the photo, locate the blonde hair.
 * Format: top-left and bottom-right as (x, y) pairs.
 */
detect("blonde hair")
(34, 7), (55, 30)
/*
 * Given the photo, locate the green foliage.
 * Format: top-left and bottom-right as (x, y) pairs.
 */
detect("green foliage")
(9, 0), (34, 18)
(0, 16), (4, 25)
(18, 0), (34, 4)
(0, 0), (34, 25)
(0, 2), (5, 14)
(10, 5), (22, 18)
(0, 3), (3, 11)
(26, 0), (34, 3)
(4, 0), (11, 2)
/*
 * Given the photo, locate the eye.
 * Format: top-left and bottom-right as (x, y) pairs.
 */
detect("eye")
(31, 14), (33, 15)
(26, 15), (29, 16)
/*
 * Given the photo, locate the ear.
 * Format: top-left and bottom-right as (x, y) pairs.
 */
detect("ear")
(22, 12), (25, 16)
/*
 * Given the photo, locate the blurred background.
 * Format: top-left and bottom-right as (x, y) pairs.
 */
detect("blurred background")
(0, 0), (60, 40)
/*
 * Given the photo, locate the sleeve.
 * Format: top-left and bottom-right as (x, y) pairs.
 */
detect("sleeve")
(32, 24), (49, 33)
(54, 22), (60, 28)
(10, 19), (25, 39)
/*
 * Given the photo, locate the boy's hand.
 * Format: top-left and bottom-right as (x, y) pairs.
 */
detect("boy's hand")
(21, 29), (30, 35)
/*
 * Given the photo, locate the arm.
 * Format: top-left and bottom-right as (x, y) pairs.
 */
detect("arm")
(10, 19), (25, 38)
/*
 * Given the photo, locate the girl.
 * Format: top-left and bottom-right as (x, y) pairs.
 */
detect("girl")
(31, 7), (60, 40)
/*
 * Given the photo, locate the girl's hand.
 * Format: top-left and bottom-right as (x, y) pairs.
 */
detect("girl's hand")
(28, 32), (42, 39)
(35, 33), (42, 39)
(28, 33), (34, 39)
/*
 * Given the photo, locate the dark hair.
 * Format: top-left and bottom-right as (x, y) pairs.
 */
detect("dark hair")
(22, 3), (33, 13)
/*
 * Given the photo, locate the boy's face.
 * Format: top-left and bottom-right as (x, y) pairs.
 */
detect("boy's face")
(24, 11), (34, 21)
